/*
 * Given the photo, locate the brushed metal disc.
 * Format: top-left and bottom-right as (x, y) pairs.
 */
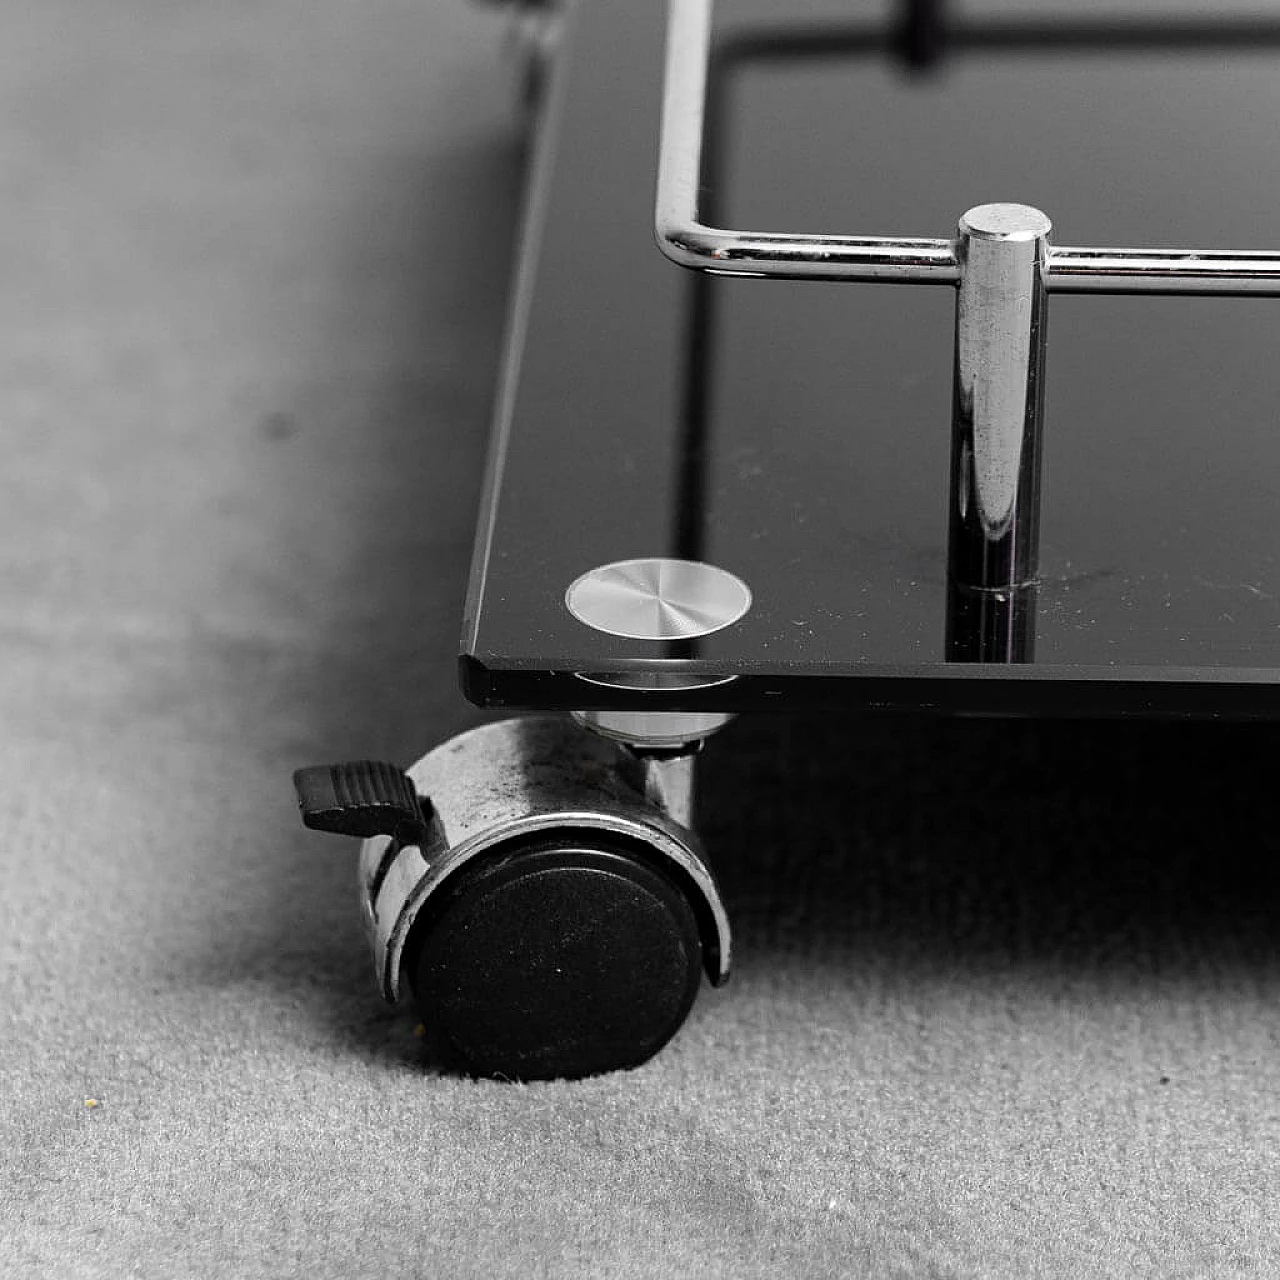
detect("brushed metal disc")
(960, 202), (1052, 241)
(565, 558), (752, 641)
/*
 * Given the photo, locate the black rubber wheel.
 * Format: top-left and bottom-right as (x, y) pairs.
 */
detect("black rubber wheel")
(407, 834), (704, 1081)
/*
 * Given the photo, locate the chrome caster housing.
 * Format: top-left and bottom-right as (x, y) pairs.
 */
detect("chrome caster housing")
(294, 715), (730, 1080)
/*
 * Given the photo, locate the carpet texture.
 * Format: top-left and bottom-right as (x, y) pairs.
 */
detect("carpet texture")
(2, 3), (1279, 1277)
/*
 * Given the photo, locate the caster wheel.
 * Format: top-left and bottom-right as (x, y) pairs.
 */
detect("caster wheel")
(408, 835), (703, 1080)
(293, 717), (731, 1080)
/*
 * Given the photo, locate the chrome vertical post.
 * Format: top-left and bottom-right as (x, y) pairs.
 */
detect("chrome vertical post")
(947, 203), (1051, 662)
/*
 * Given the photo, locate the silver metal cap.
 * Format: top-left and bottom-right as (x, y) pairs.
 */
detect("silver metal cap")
(565, 558), (752, 641)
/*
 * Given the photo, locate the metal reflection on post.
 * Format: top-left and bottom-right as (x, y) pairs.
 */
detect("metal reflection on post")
(946, 203), (1050, 662)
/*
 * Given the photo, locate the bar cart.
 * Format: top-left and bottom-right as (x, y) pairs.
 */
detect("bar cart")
(294, 0), (1280, 1078)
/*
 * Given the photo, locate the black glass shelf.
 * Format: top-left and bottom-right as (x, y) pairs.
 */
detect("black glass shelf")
(462, 0), (1280, 716)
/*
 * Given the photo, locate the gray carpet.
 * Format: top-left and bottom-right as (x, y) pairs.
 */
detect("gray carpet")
(2, 3), (1279, 1277)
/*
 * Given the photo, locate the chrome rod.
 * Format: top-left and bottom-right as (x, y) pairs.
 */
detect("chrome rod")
(1048, 246), (1280, 295)
(656, 0), (1280, 297)
(949, 204), (1051, 594)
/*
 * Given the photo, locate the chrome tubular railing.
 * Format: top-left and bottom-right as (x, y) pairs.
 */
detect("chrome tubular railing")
(654, 0), (1280, 660)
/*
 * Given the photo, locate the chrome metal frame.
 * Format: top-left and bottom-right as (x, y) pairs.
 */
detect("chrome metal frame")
(655, 0), (1280, 661)
(656, 0), (1280, 296)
